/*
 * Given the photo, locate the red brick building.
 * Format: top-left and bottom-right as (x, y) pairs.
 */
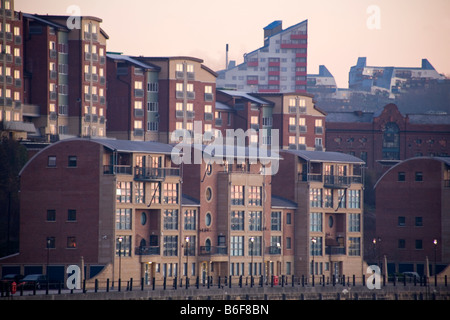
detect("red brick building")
(106, 54), (160, 141)
(326, 103), (450, 174)
(374, 157), (450, 276)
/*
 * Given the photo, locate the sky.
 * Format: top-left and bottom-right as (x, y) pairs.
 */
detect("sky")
(15, 0), (450, 88)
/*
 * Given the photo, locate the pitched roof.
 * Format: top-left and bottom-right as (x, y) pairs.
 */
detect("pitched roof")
(271, 195), (297, 209)
(287, 150), (365, 164)
(91, 138), (174, 154)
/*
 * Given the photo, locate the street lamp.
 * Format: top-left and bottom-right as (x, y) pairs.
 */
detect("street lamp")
(311, 237), (317, 283)
(118, 236), (123, 284)
(185, 236), (190, 279)
(250, 237), (255, 277)
(433, 239), (438, 285)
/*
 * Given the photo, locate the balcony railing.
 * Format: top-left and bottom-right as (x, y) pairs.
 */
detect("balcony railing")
(134, 167), (180, 181)
(199, 246), (228, 256)
(135, 246), (160, 255)
(325, 247), (346, 255)
(301, 174), (362, 186)
(103, 165), (132, 175)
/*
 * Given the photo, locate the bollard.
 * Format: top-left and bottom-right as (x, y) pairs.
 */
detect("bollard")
(218, 276), (221, 289)
(229, 276), (232, 288)
(118, 278), (121, 292)
(130, 278), (133, 291)
(362, 274), (365, 287)
(141, 278), (144, 291)
(152, 277), (155, 290)
(106, 278), (110, 292)
(95, 279), (98, 293)
(163, 277), (166, 290)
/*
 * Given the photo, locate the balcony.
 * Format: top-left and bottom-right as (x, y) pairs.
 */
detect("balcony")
(301, 174), (362, 187)
(325, 246), (346, 255)
(135, 246), (160, 256)
(134, 167), (180, 181)
(103, 165), (132, 175)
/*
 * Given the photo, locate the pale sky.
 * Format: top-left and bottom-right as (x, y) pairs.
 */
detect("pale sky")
(16, 0), (450, 88)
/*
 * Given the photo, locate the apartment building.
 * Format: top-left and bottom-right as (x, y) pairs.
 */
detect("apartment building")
(106, 53), (160, 141)
(272, 150), (365, 279)
(215, 90), (326, 151)
(131, 56), (218, 144)
(0, 0), (36, 139)
(179, 145), (294, 281)
(257, 92), (326, 151)
(349, 57), (445, 97)
(374, 157), (450, 276)
(217, 20), (308, 94)
(0, 138), (186, 283)
(21, 13), (108, 141)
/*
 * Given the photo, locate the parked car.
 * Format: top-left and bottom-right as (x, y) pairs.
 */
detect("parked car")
(1, 274), (24, 284)
(18, 274), (48, 290)
(402, 272), (421, 281)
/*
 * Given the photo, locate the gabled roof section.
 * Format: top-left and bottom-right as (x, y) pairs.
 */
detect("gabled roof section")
(91, 138), (174, 154)
(106, 53), (160, 71)
(218, 90), (273, 106)
(271, 195), (298, 209)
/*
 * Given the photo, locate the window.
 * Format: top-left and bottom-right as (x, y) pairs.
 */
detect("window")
(184, 209), (196, 230)
(348, 237), (361, 256)
(310, 188), (322, 207)
(415, 239), (423, 250)
(249, 211), (262, 231)
(149, 182), (160, 204)
(310, 212), (322, 232)
(249, 236), (262, 256)
(48, 156), (56, 167)
(67, 209), (77, 221)
(398, 172), (406, 182)
(134, 182), (145, 204)
(398, 216), (406, 226)
(231, 236), (244, 256)
(270, 236), (281, 254)
(47, 209), (56, 221)
(163, 236), (178, 256)
(46, 237), (56, 249)
(116, 209), (131, 230)
(116, 181), (131, 203)
(415, 217), (423, 227)
(324, 189), (333, 208)
(310, 237), (322, 256)
(205, 212), (212, 227)
(348, 213), (360, 232)
(67, 237), (77, 248)
(382, 122), (400, 160)
(286, 212), (292, 225)
(415, 172), (423, 182)
(231, 210), (244, 231)
(205, 187), (212, 201)
(163, 209), (178, 230)
(398, 239), (406, 249)
(271, 211), (282, 231)
(116, 236), (131, 256)
(248, 186), (262, 206)
(337, 189), (346, 208)
(348, 190), (360, 209)
(163, 183), (178, 204)
(231, 185), (244, 205)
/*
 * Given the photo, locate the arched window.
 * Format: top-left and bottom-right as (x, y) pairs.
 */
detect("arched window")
(382, 122), (400, 160)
